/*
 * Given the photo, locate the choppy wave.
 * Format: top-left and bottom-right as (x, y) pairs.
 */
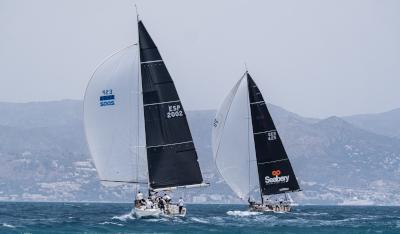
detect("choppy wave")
(0, 203), (399, 233)
(99, 221), (124, 226)
(190, 217), (210, 224)
(226, 210), (262, 217)
(2, 223), (15, 228)
(111, 211), (136, 222)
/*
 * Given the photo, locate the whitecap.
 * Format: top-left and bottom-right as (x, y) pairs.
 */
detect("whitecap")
(99, 221), (124, 226)
(112, 211), (135, 222)
(190, 217), (210, 224)
(143, 217), (169, 222)
(295, 212), (329, 216)
(2, 223), (15, 228)
(227, 210), (262, 217)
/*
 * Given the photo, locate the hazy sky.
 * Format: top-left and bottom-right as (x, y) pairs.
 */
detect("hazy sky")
(1, 0), (399, 118)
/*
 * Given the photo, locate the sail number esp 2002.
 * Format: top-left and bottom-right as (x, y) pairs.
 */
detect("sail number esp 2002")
(166, 104), (183, 118)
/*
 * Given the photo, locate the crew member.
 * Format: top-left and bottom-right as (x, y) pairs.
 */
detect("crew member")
(145, 198), (153, 209)
(159, 198), (166, 213)
(178, 197), (184, 214)
(163, 193), (171, 203)
(135, 190), (144, 207)
(248, 197), (255, 207)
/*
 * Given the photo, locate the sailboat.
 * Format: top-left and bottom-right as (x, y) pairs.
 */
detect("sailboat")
(84, 18), (208, 218)
(212, 71), (301, 213)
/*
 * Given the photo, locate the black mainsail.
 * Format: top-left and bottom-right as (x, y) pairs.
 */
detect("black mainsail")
(247, 73), (300, 195)
(138, 21), (204, 190)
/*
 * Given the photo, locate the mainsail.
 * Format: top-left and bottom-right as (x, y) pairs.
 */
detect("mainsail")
(213, 72), (300, 200)
(84, 20), (205, 191)
(247, 73), (300, 195)
(138, 21), (204, 190)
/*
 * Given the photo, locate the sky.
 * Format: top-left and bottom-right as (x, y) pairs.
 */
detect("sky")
(0, 0), (399, 118)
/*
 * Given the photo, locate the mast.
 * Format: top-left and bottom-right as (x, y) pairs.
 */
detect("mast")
(137, 20), (205, 190)
(246, 72), (300, 196)
(135, 5), (145, 195)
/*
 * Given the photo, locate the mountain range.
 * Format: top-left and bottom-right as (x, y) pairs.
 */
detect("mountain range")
(0, 100), (399, 205)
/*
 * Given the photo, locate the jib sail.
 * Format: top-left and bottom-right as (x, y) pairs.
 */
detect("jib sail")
(84, 45), (148, 185)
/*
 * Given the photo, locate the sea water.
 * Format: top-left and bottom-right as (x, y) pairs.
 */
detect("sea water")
(0, 202), (399, 233)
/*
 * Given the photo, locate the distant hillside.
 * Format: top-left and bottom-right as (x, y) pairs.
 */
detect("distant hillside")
(343, 108), (400, 139)
(0, 100), (399, 205)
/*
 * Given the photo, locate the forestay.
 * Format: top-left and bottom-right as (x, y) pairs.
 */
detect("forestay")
(84, 45), (148, 185)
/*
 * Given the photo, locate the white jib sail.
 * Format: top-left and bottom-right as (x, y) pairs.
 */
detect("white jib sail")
(84, 44), (148, 185)
(212, 75), (258, 200)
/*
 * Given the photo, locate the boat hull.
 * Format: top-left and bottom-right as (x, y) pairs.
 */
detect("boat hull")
(163, 204), (187, 217)
(249, 204), (292, 213)
(134, 204), (186, 218)
(134, 207), (162, 219)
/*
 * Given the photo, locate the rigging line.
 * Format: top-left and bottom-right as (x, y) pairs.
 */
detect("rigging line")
(134, 4), (140, 21)
(246, 71), (251, 199)
(135, 8), (142, 196)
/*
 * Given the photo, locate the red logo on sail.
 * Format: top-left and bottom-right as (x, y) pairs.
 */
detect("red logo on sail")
(272, 170), (281, 177)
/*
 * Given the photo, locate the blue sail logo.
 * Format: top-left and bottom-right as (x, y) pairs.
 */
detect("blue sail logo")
(100, 89), (115, 107)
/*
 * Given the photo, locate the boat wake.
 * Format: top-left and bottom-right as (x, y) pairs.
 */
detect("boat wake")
(226, 210), (262, 217)
(111, 211), (136, 222)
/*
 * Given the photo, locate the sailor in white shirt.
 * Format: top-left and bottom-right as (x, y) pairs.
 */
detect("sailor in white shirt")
(145, 199), (154, 209)
(178, 197), (184, 214)
(136, 191), (144, 200)
(135, 191), (144, 208)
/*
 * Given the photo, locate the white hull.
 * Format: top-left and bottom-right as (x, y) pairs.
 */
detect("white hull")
(163, 204), (187, 217)
(134, 207), (162, 218)
(249, 203), (292, 213)
(134, 204), (186, 218)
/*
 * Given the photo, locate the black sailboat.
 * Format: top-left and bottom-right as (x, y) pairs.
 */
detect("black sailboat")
(84, 19), (207, 218)
(213, 71), (300, 212)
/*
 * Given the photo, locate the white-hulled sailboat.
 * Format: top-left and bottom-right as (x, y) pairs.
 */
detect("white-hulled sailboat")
(84, 18), (208, 218)
(212, 71), (301, 213)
